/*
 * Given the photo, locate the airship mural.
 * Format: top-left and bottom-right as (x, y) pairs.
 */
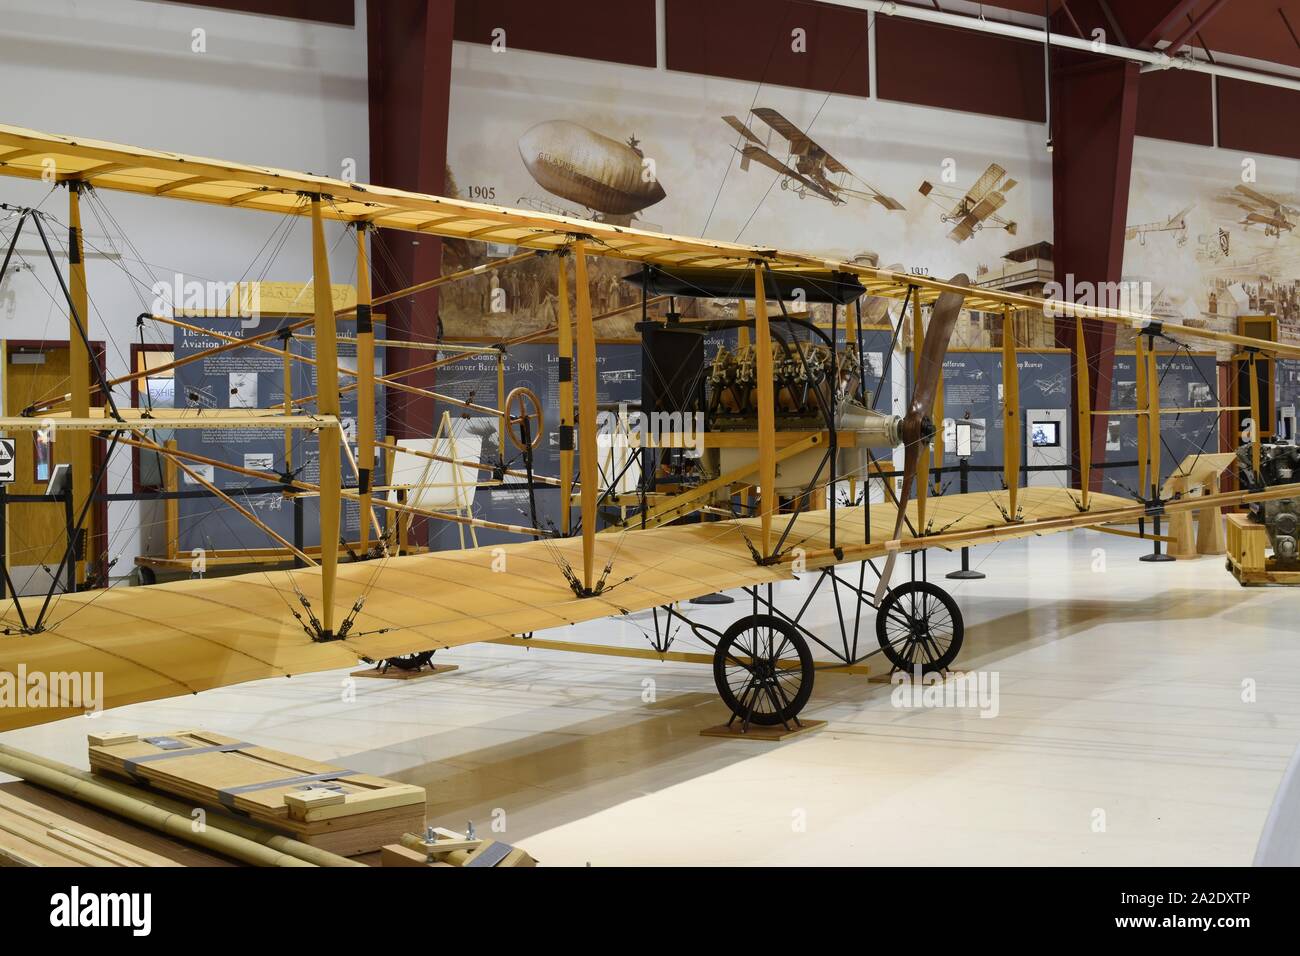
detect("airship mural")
(518, 120), (666, 224)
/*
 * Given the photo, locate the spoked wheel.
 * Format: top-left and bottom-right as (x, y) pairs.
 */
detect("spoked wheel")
(712, 614), (814, 727)
(875, 581), (963, 674)
(380, 650), (437, 673)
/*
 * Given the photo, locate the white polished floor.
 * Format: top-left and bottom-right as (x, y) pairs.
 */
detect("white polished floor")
(4, 529), (1299, 866)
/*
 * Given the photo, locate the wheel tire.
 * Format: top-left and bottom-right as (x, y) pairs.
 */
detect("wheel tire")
(136, 566), (156, 586)
(876, 581), (963, 673)
(712, 614), (814, 727)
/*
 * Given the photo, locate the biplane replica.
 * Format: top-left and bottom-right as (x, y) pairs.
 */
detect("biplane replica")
(1125, 206), (1192, 247)
(722, 108), (904, 211)
(1, 123), (1299, 737)
(1233, 185), (1297, 238)
(918, 162), (1018, 243)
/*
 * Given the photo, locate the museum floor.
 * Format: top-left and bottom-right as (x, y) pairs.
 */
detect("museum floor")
(4, 529), (1298, 866)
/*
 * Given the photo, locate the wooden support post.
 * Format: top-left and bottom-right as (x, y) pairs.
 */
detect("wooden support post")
(913, 292), (928, 526)
(1075, 316), (1091, 510)
(355, 224), (375, 551)
(556, 255), (575, 536)
(1151, 358), (1164, 487)
(383, 433), (396, 545)
(737, 299), (750, 349)
(572, 241), (599, 592)
(310, 198), (341, 637)
(1248, 351), (1262, 478)
(932, 348), (945, 497)
(67, 183), (91, 586)
(281, 333), (293, 471)
(1135, 334), (1149, 492)
(164, 438), (178, 560)
(1002, 309), (1020, 519)
(496, 350), (507, 463)
(753, 265), (777, 559)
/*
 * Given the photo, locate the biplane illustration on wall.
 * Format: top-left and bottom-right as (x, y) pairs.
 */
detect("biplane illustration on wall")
(918, 163), (1018, 243)
(1, 124), (1298, 738)
(722, 108), (904, 210)
(1232, 185), (1297, 238)
(1126, 206), (1192, 246)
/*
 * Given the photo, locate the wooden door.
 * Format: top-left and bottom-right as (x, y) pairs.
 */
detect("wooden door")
(4, 344), (73, 570)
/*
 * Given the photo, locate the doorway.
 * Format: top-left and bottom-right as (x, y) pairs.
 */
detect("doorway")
(3, 339), (108, 595)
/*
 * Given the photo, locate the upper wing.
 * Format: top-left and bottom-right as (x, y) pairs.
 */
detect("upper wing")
(963, 163), (1007, 207)
(1235, 184), (1281, 210)
(751, 108), (817, 157)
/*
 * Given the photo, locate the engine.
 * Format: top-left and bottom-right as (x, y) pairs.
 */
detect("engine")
(707, 341), (900, 495)
(1239, 441), (1300, 567)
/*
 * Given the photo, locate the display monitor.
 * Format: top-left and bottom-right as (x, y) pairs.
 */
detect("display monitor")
(1030, 421), (1060, 448)
(955, 421), (973, 459)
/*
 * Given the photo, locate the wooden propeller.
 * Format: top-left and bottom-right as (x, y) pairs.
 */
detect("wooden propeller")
(873, 274), (970, 603)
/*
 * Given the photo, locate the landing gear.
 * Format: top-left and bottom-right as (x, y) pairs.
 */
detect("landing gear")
(379, 650), (437, 673)
(875, 581), (963, 673)
(712, 614), (814, 727)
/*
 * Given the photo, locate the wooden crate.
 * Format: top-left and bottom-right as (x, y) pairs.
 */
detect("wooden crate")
(88, 730), (425, 856)
(0, 790), (181, 867)
(1225, 513), (1300, 585)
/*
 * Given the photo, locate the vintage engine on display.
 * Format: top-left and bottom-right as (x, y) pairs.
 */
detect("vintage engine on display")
(706, 338), (900, 497)
(1239, 441), (1300, 567)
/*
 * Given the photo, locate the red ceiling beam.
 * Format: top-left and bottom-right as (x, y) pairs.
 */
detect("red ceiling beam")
(1163, 0), (1233, 56)
(1137, 0), (1204, 47)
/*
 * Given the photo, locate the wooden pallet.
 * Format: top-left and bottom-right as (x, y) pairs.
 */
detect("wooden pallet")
(1225, 513), (1300, 585)
(699, 719), (827, 741)
(88, 730), (425, 856)
(0, 790), (181, 867)
(350, 663), (459, 681)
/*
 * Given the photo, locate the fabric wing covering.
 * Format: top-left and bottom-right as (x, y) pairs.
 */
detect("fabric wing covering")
(0, 488), (1130, 730)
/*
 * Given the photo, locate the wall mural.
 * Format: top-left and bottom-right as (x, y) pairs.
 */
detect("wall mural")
(441, 43), (1055, 346)
(1123, 136), (1300, 351)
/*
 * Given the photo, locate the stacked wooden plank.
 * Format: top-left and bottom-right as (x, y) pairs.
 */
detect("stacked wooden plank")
(0, 790), (180, 867)
(88, 730), (425, 857)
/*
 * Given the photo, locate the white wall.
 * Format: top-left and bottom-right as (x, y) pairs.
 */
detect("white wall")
(0, 0), (369, 583)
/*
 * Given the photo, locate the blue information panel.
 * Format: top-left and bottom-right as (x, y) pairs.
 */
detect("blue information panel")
(172, 316), (383, 553)
(1103, 352), (1220, 498)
